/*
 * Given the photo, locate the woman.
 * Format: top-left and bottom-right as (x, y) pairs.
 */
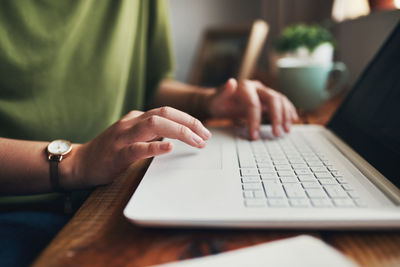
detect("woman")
(0, 1), (297, 266)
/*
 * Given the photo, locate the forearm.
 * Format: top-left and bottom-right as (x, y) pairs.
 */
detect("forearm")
(0, 138), (80, 195)
(152, 79), (216, 119)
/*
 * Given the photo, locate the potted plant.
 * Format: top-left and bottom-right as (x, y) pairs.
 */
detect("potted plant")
(270, 24), (336, 74)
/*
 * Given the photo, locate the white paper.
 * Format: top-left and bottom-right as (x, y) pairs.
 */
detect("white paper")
(153, 235), (358, 267)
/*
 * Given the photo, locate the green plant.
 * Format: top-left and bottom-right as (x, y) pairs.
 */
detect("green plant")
(274, 24), (334, 53)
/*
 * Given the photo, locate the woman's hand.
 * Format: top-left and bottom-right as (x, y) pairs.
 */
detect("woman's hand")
(208, 78), (298, 139)
(66, 107), (211, 188)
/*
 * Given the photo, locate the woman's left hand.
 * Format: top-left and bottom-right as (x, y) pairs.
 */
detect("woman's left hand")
(208, 78), (298, 139)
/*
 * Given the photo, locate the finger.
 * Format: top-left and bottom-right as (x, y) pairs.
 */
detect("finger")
(257, 89), (282, 137)
(290, 102), (299, 121)
(122, 141), (173, 163)
(219, 78), (238, 97)
(140, 106), (211, 140)
(281, 97), (292, 133)
(130, 115), (207, 148)
(238, 81), (261, 140)
(120, 110), (144, 122)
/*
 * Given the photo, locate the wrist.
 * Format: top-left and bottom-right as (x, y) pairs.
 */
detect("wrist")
(196, 89), (216, 120)
(58, 143), (84, 190)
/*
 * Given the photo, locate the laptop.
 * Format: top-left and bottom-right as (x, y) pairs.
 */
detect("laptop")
(124, 23), (400, 229)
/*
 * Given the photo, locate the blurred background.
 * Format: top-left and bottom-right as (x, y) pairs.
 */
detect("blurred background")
(169, 0), (400, 89)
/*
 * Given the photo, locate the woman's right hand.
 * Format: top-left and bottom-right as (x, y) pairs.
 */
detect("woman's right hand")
(62, 106), (211, 189)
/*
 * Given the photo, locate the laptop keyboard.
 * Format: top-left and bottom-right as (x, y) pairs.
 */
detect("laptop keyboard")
(237, 132), (367, 208)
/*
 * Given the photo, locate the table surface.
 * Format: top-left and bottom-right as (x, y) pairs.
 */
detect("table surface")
(33, 93), (400, 267)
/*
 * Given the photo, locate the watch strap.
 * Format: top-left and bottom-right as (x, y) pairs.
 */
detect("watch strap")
(49, 157), (73, 213)
(49, 158), (62, 192)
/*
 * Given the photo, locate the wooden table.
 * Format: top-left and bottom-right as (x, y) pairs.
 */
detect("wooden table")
(33, 95), (400, 267)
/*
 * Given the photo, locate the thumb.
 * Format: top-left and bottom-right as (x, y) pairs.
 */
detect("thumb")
(219, 78), (237, 98)
(123, 141), (173, 164)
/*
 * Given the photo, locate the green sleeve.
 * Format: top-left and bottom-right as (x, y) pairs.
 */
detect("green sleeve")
(144, 0), (175, 109)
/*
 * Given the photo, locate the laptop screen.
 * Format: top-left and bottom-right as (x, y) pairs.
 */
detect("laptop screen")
(328, 22), (400, 189)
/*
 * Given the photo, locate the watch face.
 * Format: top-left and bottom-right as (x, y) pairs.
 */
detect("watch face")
(47, 140), (72, 155)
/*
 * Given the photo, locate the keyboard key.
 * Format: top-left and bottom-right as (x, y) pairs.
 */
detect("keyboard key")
(257, 162), (274, 167)
(275, 164), (292, 171)
(259, 167), (276, 174)
(331, 171), (343, 177)
(290, 159), (305, 164)
(238, 144), (257, 167)
(336, 177), (347, 184)
(315, 172), (333, 178)
(242, 176), (260, 183)
(302, 181), (320, 189)
(272, 158), (287, 163)
(273, 160), (289, 165)
(256, 158), (272, 163)
(290, 199), (310, 207)
(278, 171), (296, 177)
(319, 179), (338, 185)
(263, 180), (280, 185)
(263, 183), (285, 198)
(304, 156), (319, 161)
(295, 169), (313, 175)
(311, 199), (333, 207)
(333, 199), (355, 207)
(306, 188), (327, 198)
(260, 173), (277, 179)
(268, 199), (289, 207)
(243, 191), (254, 198)
(286, 155), (302, 160)
(297, 175), (316, 182)
(280, 177), (298, 183)
(240, 169), (259, 176)
(254, 152), (268, 157)
(324, 185), (348, 198)
(342, 184), (353, 191)
(292, 164), (308, 170)
(311, 167), (328, 172)
(245, 199), (266, 207)
(254, 190), (266, 198)
(242, 183), (263, 190)
(307, 161), (324, 167)
(283, 184), (307, 198)
(327, 166), (338, 171)
(239, 158), (256, 168)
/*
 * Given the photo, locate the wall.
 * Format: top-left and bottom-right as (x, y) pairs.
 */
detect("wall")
(260, 0), (334, 48)
(333, 9), (400, 86)
(169, 0), (262, 82)
(169, 0), (399, 86)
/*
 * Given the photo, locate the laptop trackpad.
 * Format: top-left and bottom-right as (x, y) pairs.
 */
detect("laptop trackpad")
(154, 140), (222, 170)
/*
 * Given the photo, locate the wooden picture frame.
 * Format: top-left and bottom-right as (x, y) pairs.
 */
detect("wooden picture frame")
(189, 20), (269, 86)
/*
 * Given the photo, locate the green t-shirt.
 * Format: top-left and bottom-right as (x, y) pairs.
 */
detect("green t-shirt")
(0, 0), (174, 209)
(0, 0), (174, 143)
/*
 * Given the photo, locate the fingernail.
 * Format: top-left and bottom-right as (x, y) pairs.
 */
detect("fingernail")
(160, 142), (171, 151)
(253, 130), (259, 140)
(274, 127), (281, 137)
(285, 122), (291, 132)
(192, 134), (205, 146)
(203, 128), (212, 139)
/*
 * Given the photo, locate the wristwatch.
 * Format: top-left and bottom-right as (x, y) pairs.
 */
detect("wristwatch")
(47, 139), (72, 192)
(47, 139), (73, 213)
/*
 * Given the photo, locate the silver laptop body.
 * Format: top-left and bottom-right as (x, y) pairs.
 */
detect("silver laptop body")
(124, 23), (400, 229)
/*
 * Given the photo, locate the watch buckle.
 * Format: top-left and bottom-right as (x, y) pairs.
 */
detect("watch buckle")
(48, 154), (63, 162)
